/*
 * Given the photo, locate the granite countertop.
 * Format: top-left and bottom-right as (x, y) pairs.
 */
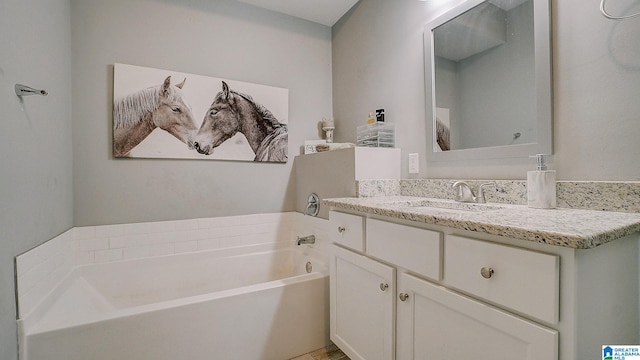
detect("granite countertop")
(323, 196), (640, 249)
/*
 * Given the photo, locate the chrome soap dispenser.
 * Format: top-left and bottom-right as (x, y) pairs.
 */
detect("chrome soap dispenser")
(527, 154), (556, 209)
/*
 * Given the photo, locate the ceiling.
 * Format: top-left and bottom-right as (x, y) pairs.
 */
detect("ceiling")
(234, 0), (360, 26)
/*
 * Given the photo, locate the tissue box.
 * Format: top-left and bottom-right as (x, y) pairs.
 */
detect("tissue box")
(357, 123), (395, 148)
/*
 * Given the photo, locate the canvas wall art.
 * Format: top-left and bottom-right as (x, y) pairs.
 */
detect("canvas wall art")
(113, 63), (289, 162)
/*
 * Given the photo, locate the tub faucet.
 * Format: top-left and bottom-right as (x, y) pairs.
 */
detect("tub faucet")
(296, 235), (316, 245)
(452, 181), (496, 203)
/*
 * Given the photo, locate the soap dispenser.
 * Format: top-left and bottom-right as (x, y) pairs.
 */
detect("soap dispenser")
(527, 154), (556, 209)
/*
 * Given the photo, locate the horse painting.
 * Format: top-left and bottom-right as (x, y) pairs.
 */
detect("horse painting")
(436, 118), (451, 151)
(192, 81), (288, 162)
(113, 76), (198, 157)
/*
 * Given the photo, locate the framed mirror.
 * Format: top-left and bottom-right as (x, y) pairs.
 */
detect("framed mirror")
(424, 0), (552, 161)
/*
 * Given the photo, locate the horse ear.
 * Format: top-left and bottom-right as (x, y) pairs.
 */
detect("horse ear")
(161, 76), (172, 97)
(222, 81), (230, 100)
(176, 78), (186, 89)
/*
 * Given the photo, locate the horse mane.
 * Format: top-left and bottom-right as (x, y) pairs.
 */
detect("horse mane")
(255, 126), (288, 162)
(230, 90), (286, 130)
(113, 85), (183, 129)
(436, 118), (450, 151)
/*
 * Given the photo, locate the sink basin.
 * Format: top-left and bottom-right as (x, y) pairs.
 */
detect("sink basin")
(406, 198), (507, 212)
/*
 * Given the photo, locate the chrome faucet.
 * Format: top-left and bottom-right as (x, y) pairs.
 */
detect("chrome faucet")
(452, 181), (496, 203)
(296, 235), (316, 245)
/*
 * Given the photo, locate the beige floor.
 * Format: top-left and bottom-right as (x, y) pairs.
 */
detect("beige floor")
(289, 343), (350, 360)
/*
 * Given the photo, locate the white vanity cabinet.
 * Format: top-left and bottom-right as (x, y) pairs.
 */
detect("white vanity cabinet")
(330, 245), (395, 360)
(329, 210), (561, 360)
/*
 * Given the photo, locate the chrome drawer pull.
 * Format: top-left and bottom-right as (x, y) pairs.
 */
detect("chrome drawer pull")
(399, 293), (409, 302)
(338, 226), (346, 233)
(481, 267), (495, 279)
(380, 283), (389, 291)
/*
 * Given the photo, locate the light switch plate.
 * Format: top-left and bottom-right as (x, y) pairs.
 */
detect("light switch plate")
(409, 153), (419, 174)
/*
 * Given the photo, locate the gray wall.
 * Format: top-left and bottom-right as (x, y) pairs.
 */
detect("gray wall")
(0, 0), (73, 358)
(332, 0), (640, 180)
(71, 0), (333, 226)
(455, 1), (535, 149)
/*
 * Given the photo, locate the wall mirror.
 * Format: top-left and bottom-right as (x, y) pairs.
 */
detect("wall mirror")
(424, 0), (552, 161)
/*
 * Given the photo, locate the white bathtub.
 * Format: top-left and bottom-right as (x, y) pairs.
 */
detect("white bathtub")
(18, 243), (329, 360)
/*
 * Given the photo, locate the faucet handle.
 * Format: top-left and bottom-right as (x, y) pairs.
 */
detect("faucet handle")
(476, 182), (496, 203)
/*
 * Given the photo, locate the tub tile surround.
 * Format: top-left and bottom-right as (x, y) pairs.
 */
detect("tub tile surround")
(332, 179), (640, 249)
(14, 231), (76, 320)
(15, 212), (328, 320)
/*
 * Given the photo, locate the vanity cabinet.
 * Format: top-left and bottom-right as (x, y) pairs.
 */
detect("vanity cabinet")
(329, 210), (560, 360)
(330, 245), (395, 360)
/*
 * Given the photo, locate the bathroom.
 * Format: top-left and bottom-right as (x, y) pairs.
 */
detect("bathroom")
(1, 0), (639, 359)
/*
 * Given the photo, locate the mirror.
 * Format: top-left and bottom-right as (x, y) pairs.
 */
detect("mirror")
(424, 0), (552, 161)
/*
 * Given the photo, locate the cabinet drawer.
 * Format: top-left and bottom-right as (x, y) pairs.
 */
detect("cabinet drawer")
(445, 235), (559, 324)
(329, 211), (365, 252)
(367, 218), (442, 281)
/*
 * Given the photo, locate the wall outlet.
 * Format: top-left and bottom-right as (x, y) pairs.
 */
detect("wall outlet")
(408, 153), (419, 174)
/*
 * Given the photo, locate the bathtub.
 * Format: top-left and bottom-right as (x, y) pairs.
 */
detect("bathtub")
(18, 243), (330, 360)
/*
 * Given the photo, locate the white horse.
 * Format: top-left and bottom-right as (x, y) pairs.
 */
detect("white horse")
(113, 76), (197, 157)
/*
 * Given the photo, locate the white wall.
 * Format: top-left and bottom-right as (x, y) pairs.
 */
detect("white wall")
(71, 0), (333, 226)
(0, 0), (73, 358)
(332, 0), (640, 180)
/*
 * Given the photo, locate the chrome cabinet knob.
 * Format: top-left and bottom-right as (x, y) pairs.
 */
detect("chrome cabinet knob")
(380, 283), (389, 291)
(480, 267), (495, 279)
(337, 226), (346, 233)
(399, 293), (409, 302)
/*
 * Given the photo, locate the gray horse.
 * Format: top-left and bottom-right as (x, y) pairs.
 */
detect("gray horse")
(192, 81), (288, 162)
(113, 76), (197, 157)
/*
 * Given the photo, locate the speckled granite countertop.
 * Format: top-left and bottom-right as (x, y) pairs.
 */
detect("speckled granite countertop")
(323, 196), (640, 249)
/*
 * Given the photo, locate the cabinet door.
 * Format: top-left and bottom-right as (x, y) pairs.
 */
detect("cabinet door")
(396, 273), (557, 360)
(330, 245), (395, 360)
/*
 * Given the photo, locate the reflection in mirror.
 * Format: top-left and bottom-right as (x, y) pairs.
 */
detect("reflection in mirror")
(425, 0), (552, 161)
